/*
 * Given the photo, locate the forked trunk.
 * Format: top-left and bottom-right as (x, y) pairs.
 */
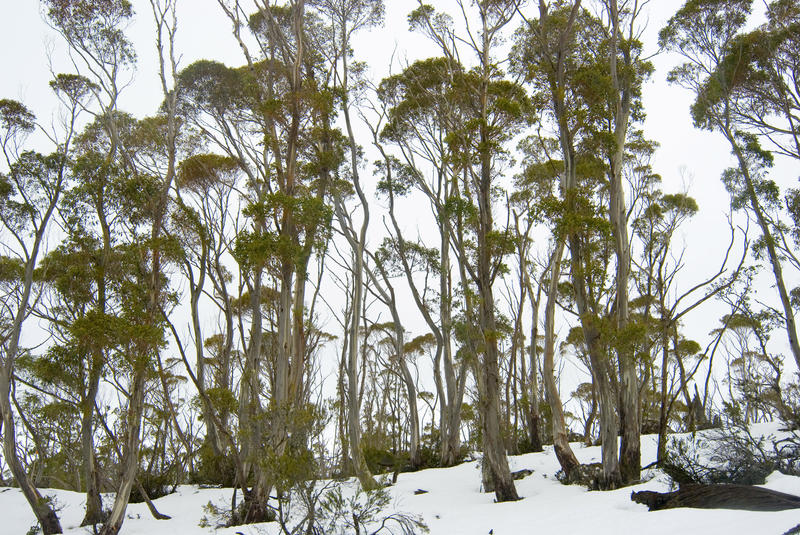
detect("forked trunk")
(99, 366), (147, 535)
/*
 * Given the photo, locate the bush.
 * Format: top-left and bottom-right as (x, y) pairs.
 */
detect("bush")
(662, 417), (800, 486)
(316, 483), (428, 535)
(190, 442), (237, 487)
(130, 467), (177, 502)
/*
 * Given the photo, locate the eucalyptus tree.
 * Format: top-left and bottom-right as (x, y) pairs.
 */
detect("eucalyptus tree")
(631, 187), (701, 459)
(87, 2), (184, 532)
(26, 115), (139, 527)
(313, 0), (386, 491)
(593, 0), (655, 483)
(513, 132), (582, 478)
(41, 0), (137, 524)
(375, 56), (469, 467)
(513, 0), (619, 485)
(661, 0), (800, 374)
(366, 246), (422, 469)
(181, 0), (339, 518)
(408, 0), (530, 502)
(177, 58), (277, 519)
(505, 199), (545, 453)
(704, 1), (800, 164)
(168, 152), (241, 463)
(0, 79), (92, 533)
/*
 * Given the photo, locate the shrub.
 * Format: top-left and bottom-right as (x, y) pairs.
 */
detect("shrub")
(190, 442), (237, 487)
(662, 415), (800, 486)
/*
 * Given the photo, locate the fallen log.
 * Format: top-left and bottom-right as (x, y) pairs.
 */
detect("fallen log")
(631, 483), (800, 512)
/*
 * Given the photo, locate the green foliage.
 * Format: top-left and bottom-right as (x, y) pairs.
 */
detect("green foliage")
(43, 0), (136, 68)
(177, 60), (254, 116)
(0, 255), (24, 282)
(191, 442), (237, 487)
(0, 99), (36, 134)
(49, 73), (96, 105)
(1, 151), (64, 233)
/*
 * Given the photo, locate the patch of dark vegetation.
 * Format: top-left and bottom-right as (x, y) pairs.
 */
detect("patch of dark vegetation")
(129, 469), (177, 503)
(661, 421), (800, 486)
(190, 442), (237, 487)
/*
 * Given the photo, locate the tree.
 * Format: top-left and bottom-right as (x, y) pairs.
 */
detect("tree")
(319, 0), (386, 491)
(375, 56), (469, 467)
(661, 0), (800, 375)
(0, 88), (88, 533)
(409, 0), (527, 502)
(513, 0), (623, 486)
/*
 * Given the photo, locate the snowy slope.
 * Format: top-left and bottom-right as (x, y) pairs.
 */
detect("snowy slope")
(3, 431), (799, 535)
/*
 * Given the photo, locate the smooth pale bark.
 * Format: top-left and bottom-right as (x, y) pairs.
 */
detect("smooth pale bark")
(474, 138), (519, 501)
(474, 170), (519, 501)
(0, 147), (66, 535)
(469, 2), (519, 502)
(569, 231), (622, 489)
(343, 269), (377, 490)
(607, 0), (640, 485)
(98, 366), (147, 535)
(533, 0), (622, 489)
(543, 240), (580, 478)
(238, 269), (270, 522)
(519, 216), (544, 453)
(271, 0), (306, 473)
(525, 327), (543, 453)
(80, 360), (104, 526)
(439, 211), (463, 467)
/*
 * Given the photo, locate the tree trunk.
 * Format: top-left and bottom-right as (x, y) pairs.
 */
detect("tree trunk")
(0, 376), (63, 534)
(346, 273), (378, 490)
(398, 355), (421, 469)
(524, 244), (544, 453)
(0, 220), (63, 534)
(607, 0), (640, 486)
(728, 128), (800, 372)
(543, 240), (580, 478)
(632, 484), (800, 512)
(569, 233), (622, 489)
(80, 360), (105, 526)
(99, 366), (147, 535)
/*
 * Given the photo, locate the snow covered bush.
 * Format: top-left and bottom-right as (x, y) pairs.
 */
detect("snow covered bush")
(663, 419), (800, 486)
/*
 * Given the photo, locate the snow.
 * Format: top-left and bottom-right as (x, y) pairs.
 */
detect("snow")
(4, 429), (800, 534)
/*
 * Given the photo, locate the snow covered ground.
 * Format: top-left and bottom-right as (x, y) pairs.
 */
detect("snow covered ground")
(3, 428), (799, 534)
